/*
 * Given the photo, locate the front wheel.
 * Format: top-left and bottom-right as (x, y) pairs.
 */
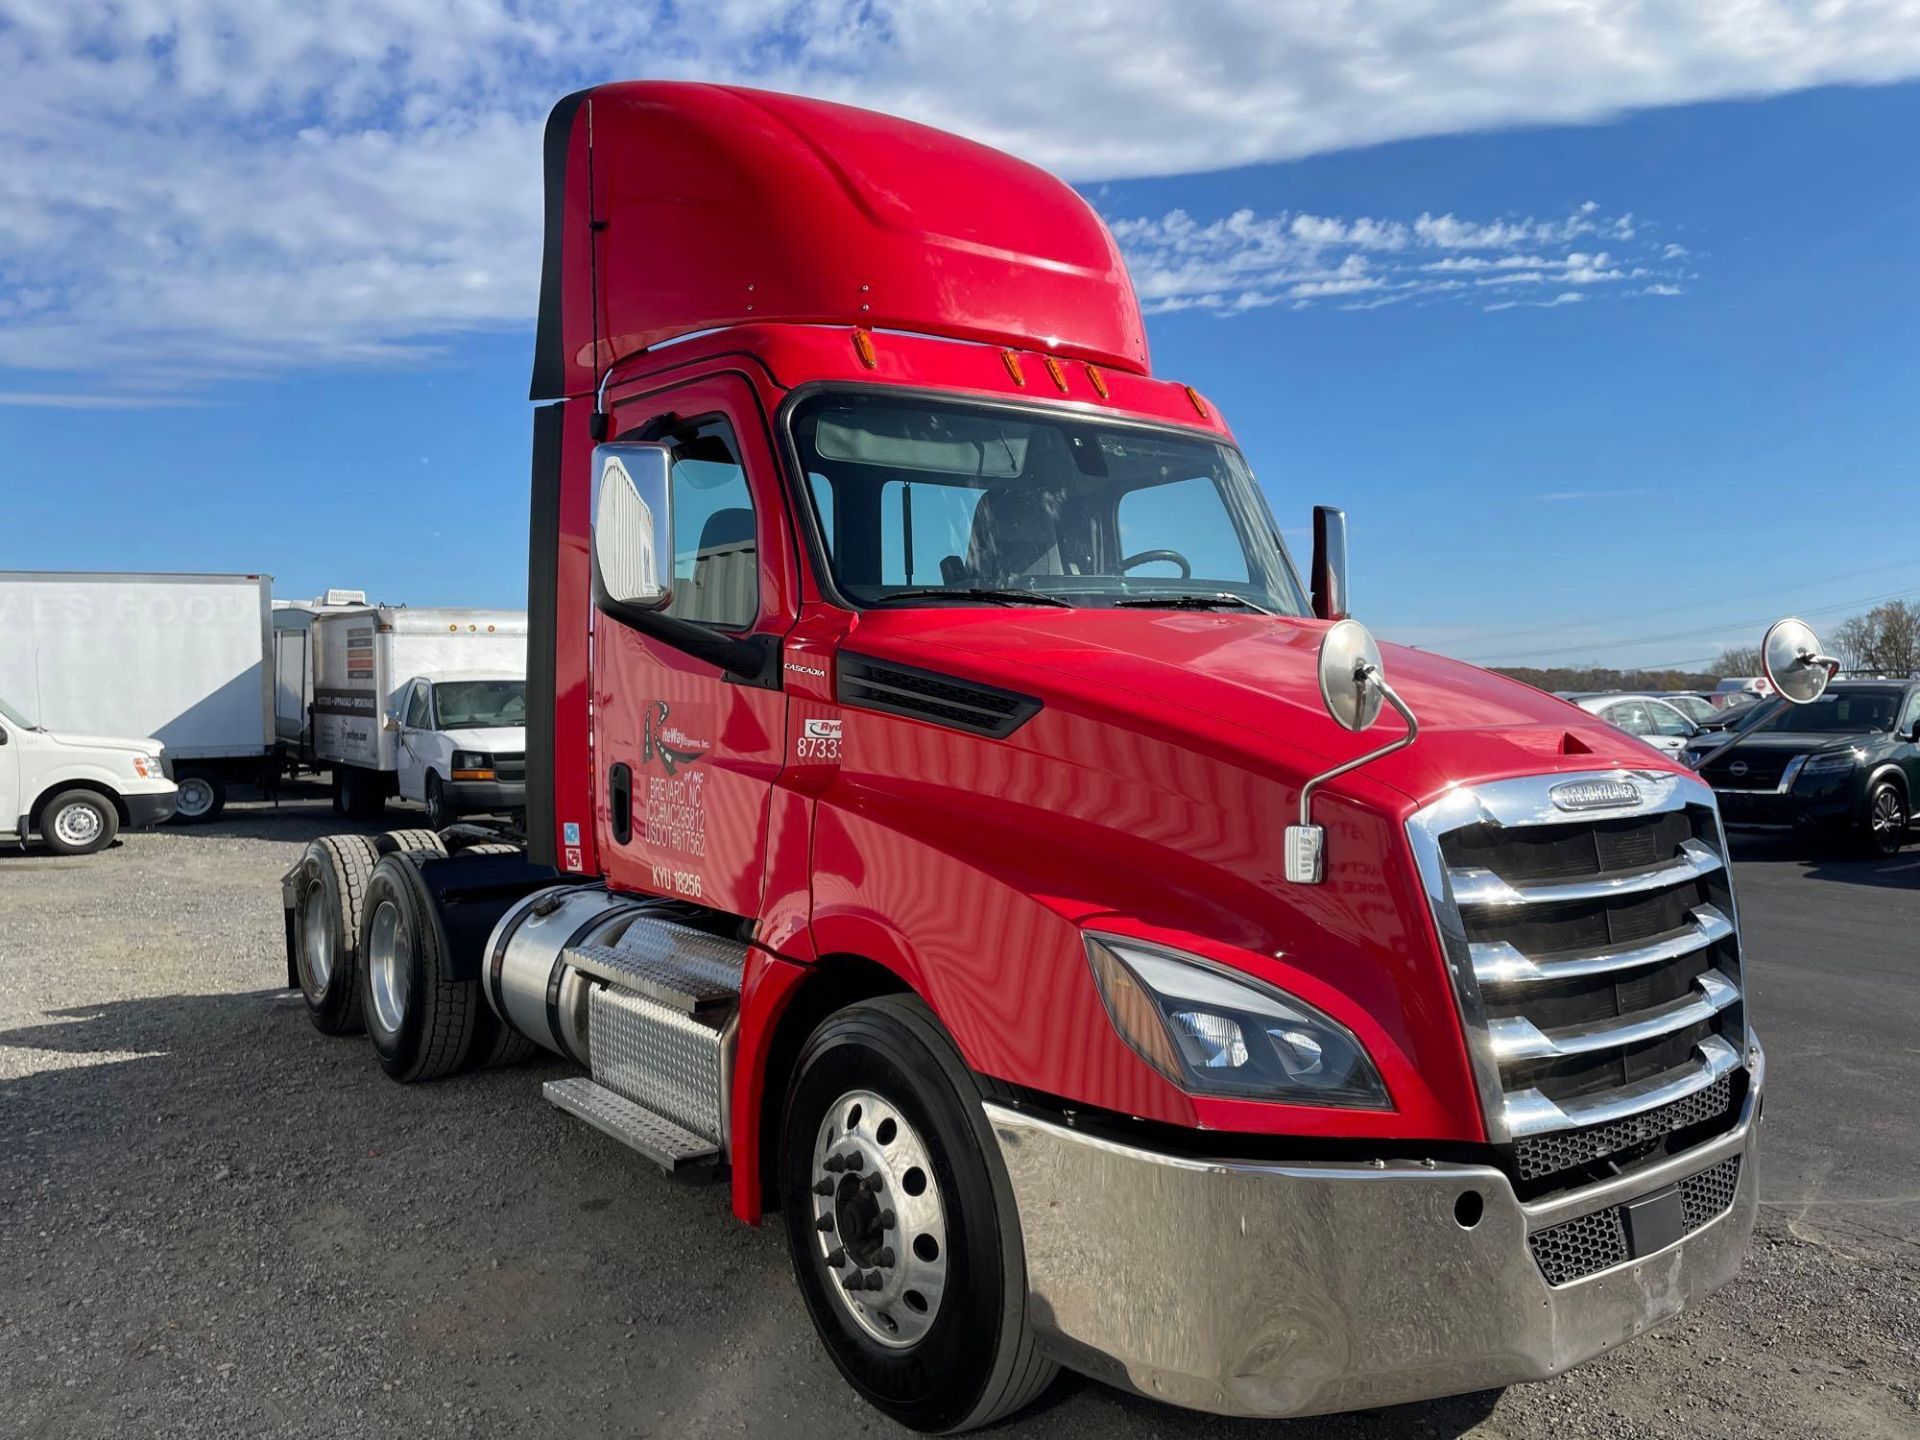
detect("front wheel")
(780, 995), (1055, 1432)
(1861, 779), (1909, 857)
(40, 789), (119, 856)
(424, 772), (452, 830)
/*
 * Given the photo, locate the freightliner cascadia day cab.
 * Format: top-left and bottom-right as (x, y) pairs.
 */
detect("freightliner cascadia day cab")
(284, 83), (1834, 1429)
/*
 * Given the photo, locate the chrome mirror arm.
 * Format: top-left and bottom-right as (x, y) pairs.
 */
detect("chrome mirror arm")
(1286, 665), (1419, 885)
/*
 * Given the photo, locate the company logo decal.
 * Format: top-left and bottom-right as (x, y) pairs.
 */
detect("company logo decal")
(642, 700), (711, 777)
(1549, 778), (1642, 812)
(1728, 761), (1749, 778)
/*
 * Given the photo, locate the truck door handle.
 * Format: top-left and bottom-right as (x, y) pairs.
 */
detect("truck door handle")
(609, 762), (632, 845)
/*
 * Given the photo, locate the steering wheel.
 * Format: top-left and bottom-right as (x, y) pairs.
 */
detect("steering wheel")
(1118, 548), (1192, 579)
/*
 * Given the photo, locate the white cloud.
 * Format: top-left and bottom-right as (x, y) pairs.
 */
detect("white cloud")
(1, 0), (1915, 400)
(1115, 207), (1686, 316)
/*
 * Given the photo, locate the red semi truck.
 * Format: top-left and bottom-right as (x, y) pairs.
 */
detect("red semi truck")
(284, 82), (1802, 1430)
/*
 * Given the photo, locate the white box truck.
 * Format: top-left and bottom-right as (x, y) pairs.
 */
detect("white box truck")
(0, 572), (274, 822)
(273, 589), (370, 758)
(311, 607), (527, 824)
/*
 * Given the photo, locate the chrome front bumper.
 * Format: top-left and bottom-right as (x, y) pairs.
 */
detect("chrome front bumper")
(987, 1050), (1762, 1420)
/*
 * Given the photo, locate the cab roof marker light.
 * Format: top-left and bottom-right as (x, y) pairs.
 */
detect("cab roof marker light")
(851, 329), (878, 369)
(1043, 355), (1069, 392)
(1184, 385), (1210, 419)
(1084, 363), (1110, 399)
(1001, 350), (1027, 387)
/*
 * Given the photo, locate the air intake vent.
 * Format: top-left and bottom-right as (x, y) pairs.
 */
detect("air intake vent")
(837, 653), (1041, 738)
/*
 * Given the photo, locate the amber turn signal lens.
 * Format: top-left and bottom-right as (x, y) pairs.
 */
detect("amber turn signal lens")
(1000, 350), (1026, 386)
(851, 329), (877, 369)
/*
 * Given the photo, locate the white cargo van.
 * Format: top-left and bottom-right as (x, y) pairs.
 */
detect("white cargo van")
(0, 572), (275, 822)
(309, 608), (527, 822)
(0, 693), (177, 854)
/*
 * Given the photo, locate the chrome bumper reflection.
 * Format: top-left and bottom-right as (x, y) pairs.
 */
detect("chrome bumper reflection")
(987, 1062), (1761, 1420)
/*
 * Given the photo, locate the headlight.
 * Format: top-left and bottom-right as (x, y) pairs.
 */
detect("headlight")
(451, 750), (493, 775)
(1084, 934), (1389, 1107)
(131, 754), (165, 780)
(1799, 749), (1862, 777)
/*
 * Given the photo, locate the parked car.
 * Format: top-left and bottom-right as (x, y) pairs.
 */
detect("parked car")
(0, 693), (178, 855)
(1573, 693), (1700, 756)
(1695, 680), (1920, 855)
(1661, 693), (1721, 725)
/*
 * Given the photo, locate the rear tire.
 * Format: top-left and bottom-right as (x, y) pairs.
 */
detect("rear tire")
(169, 769), (226, 824)
(39, 789), (119, 856)
(1860, 779), (1908, 857)
(340, 765), (387, 822)
(780, 995), (1055, 1432)
(358, 850), (479, 1082)
(377, 827), (446, 855)
(291, 835), (379, 1034)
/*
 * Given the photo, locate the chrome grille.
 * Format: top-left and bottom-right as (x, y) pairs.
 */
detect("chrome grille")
(1409, 770), (1750, 1167)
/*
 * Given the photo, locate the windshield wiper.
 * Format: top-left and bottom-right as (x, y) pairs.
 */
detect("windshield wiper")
(868, 588), (1073, 608)
(1113, 592), (1275, 615)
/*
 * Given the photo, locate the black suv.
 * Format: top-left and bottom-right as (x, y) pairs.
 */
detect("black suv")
(1696, 680), (1920, 855)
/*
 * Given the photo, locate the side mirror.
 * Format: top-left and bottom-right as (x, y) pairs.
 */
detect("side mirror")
(592, 443), (674, 611)
(382, 712), (401, 733)
(1761, 617), (1838, 705)
(1285, 619), (1420, 884)
(1310, 506), (1349, 621)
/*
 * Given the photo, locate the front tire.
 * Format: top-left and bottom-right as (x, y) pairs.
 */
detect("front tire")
(169, 768), (226, 824)
(424, 772), (452, 830)
(358, 851), (479, 1082)
(780, 995), (1055, 1432)
(40, 789), (119, 856)
(1861, 779), (1908, 857)
(291, 835), (379, 1034)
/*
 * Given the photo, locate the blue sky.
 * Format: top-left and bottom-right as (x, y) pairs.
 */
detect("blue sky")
(3, 3), (1918, 670)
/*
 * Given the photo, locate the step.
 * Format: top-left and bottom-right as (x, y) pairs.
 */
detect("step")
(543, 1077), (718, 1172)
(563, 918), (746, 1015)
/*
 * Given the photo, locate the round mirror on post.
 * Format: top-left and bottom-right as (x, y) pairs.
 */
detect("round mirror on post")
(1762, 617), (1837, 705)
(1317, 619), (1386, 732)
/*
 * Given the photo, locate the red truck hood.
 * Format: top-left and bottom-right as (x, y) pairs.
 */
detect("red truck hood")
(846, 606), (1667, 812)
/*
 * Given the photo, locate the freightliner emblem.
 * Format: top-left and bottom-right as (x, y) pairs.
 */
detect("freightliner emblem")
(1549, 778), (1642, 812)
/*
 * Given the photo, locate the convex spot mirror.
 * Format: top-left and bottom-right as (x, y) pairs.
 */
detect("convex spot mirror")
(592, 443), (675, 612)
(1318, 618), (1386, 731)
(1761, 617), (1838, 706)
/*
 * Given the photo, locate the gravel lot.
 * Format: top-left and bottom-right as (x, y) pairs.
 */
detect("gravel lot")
(2, 798), (1916, 1439)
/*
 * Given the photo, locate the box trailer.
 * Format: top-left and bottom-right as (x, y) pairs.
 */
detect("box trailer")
(0, 571), (273, 821)
(309, 606), (526, 819)
(273, 589), (370, 757)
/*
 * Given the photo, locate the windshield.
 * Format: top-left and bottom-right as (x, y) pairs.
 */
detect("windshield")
(1665, 694), (1718, 724)
(433, 680), (526, 730)
(792, 393), (1307, 613)
(1754, 689), (1901, 735)
(0, 694), (38, 729)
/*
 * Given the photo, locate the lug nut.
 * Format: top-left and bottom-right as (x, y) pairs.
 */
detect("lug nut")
(874, 1247), (895, 1268)
(823, 1155), (845, 1173)
(825, 1247), (846, 1268)
(860, 1173), (884, 1194)
(844, 1152), (864, 1172)
(878, 1208), (896, 1230)
(812, 1179), (835, 1196)
(861, 1270), (884, 1291)
(815, 1214), (836, 1233)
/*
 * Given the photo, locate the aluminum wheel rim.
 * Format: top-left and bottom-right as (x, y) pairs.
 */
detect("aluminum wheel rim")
(1872, 790), (1903, 842)
(175, 777), (215, 818)
(811, 1088), (948, 1349)
(299, 880), (334, 991)
(367, 898), (412, 1035)
(52, 802), (103, 848)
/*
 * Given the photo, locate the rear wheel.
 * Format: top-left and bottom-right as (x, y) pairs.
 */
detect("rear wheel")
(339, 765), (387, 822)
(358, 850), (479, 1082)
(40, 789), (119, 856)
(780, 995), (1054, 1432)
(1861, 779), (1908, 857)
(291, 835), (379, 1034)
(170, 769), (226, 824)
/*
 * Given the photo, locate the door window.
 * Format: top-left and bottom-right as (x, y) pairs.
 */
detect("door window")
(1606, 701), (1653, 736)
(404, 683), (432, 728)
(662, 420), (758, 630)
(1645, 700), (1694, 738)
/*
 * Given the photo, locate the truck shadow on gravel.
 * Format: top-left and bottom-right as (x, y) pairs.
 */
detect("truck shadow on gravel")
(1, 989), (1506, 1439)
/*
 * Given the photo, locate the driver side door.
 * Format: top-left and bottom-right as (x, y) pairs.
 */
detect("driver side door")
(0, 720), (19, 839)
(395, 679), (433, 802)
